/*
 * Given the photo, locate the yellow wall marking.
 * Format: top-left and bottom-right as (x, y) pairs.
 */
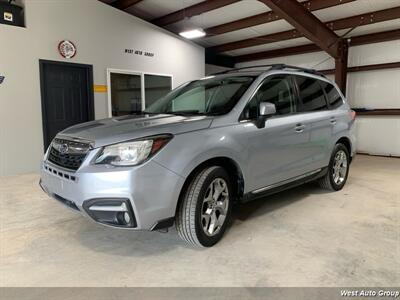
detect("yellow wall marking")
(94, 85), (107, 93)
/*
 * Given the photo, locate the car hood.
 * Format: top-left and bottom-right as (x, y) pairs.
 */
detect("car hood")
(58, 114), (213, 148)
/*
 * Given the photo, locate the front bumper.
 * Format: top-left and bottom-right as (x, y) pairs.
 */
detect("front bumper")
(40, 155), (185, 230)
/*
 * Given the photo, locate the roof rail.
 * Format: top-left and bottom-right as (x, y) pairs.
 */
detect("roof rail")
(212, 64), (326, 77)
(211, 64), (278, 74)
(270, 64), (326, 77)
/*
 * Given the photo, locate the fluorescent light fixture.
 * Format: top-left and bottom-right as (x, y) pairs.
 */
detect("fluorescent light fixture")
(179, 28), (206, 39)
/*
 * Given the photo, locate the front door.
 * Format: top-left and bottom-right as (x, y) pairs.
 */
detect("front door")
(238, 74), (313, 192)
(39, 60), (94, 150)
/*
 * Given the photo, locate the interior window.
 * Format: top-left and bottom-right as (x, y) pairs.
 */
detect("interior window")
(295, 76), (328, 112)
(320, 81), (343, 109)
(110, 73), (142, 116)
(244, 75), (296, 119)
(144, 74), (172, 108)
(110, 72), (172, 117)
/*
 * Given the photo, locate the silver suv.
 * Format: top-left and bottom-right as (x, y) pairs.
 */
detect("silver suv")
(40, 64), (356, 247)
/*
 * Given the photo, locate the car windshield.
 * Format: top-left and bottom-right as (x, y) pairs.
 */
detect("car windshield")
(144, 75), (255, 116)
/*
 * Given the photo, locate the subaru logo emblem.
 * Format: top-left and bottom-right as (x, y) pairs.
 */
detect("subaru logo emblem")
(59, 143), (69, 154)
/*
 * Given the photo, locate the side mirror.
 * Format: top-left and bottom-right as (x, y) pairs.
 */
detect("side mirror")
(256, 102), (276, 128)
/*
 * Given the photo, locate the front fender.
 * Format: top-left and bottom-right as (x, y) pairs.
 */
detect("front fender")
(153, 128), (248, 182)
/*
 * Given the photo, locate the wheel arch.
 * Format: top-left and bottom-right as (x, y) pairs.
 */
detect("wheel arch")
(175, 156), (244, 216)
(336, 136), (352, 162)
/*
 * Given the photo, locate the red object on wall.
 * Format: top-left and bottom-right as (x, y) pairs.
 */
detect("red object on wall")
(58, 40), (77, 59)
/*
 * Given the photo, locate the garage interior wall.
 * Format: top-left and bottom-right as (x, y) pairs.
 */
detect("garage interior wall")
(205, 64), (231, 75)
(235, 40), (400, 157)
(0, 0), (205, 176)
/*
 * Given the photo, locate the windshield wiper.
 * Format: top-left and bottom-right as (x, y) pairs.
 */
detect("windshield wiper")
(203, 112), (225, 116)
(143, 111), (224, 116)
(142, 111), (160, 115)
(169, 110), (204, 116)
(143, 110), (210, 116)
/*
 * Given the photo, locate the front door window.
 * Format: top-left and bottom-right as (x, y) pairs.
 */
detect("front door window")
(243, 75), (297, 120)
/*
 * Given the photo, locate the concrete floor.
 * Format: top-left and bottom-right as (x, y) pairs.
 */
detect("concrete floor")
(0, 155), (399, 287)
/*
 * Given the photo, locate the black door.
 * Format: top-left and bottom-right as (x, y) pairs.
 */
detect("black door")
(39, 60), (94, 150)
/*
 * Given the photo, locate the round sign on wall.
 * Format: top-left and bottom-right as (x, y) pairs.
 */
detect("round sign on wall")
(58, 40), (77, 59)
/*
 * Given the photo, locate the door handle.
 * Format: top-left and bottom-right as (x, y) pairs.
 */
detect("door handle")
(294, 123), (305, 133)
(330, 117), (337, 125)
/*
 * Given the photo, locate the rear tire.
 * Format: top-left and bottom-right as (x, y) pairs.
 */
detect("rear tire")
(319, 143), (350, 191)
(176, 166), (232, 247)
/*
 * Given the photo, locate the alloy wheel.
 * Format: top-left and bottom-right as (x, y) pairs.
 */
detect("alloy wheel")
(332, 150), (348, 185)
(201, 178), (229, 236)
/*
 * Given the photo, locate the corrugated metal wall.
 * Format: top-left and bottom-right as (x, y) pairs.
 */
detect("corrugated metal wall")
(236, 40), (400, 156)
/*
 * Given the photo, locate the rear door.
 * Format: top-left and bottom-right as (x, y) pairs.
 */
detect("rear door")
(320, 81), (350, 159)
(293, 75), (332, 170)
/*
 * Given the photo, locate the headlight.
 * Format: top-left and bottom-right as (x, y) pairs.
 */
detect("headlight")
(94, 135), (172, 166)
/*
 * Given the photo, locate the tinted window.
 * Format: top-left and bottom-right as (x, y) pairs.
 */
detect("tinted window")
(144, 74), (172, 108)
(244, 75), (296, 119)
(110, 73), (142, 116)
(320, 81), (343, 109)
(295, 76), (328, 112)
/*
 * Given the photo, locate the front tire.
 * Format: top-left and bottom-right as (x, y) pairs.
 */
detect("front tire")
(176, 166), (232, 247)
(319, 143), (350, 191)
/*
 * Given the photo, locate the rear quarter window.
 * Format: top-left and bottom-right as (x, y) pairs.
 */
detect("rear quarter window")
(320, 81), (344, 109)
(295, 75), (328, 112)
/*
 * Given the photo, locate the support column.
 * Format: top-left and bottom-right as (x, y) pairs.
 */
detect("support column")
(335, 39), (349, 95)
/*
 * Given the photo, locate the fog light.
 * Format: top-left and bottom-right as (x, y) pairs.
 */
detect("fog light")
(116, 211), (133, 226)
(82, 198), (136, 228)
(124, 212), (130, 223)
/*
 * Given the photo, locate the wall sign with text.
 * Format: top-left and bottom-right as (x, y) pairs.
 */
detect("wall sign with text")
(125, 49), (154, 58)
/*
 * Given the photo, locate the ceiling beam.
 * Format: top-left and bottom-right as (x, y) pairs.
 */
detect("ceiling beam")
(350, 29), (400, 46)
(211, 6), (400, 54)
(112, 0), (142, 10)
(319, 61), (400, 75)
(152, 0), (240, 27)
(212, 29), (307, 53)
(258, 0), (339, 58)
(205, 0), (354, 36)
(235, 29), (400, 63)
(236, 44), (320, 62)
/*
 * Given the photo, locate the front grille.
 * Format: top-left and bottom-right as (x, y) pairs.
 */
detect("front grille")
(48, 147), (85, 170)
(47, 138), (91, 171)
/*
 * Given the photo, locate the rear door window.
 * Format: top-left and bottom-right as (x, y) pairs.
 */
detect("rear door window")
(295, 75), (328, 112)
